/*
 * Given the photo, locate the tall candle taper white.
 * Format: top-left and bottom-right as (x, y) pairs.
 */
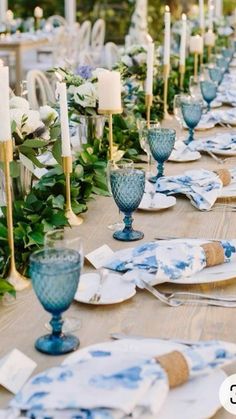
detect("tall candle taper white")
(164, 5), (171, 66)
(180, 13), (187, 66)
(0, 67), (11, 141)
(199, 0), (205, 32)
(57, 82), (71, 157)
(146, 41), (154, 95)
(0, 0), (7, 22)
(208, 0), (214, 30)
(215, 0), (222, 19)
(98, 71), (122, 111)
(65, 0), (76, 25)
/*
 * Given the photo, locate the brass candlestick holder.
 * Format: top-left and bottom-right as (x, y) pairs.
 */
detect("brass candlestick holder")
(145, 94), (153, 128)
(194, 52), (199, 82)
(179, 64), (185, 90)
(62, 156), (83, 226)
(163, 64), (171, 120)
(207, 45), (212, 62)
(0, 140), (29, 291)
(98, 109), (123, 160)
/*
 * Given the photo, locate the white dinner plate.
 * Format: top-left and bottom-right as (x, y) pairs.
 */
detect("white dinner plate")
(169, 150), (201, 162)
(209, 148), (236, 156)
(196, 121), (215, 131)
(209, 100), (222, 109)
(220, 181), (236, 198)
(138, 193), (176, 211)
(63, 339), (226, 419)
(74, 272), (136, 305)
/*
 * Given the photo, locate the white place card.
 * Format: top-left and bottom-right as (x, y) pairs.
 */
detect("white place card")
(86, 245), (114, 269)
(0, 349), (37, 394)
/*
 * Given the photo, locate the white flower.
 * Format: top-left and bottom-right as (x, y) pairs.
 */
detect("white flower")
(135, 52), (147, 64)
(68, 82), (98, 108)
(10, 109), (44, 136)
(39, 105), (58, 125)
(121, 55), (133, 67)
(91, 68), (110, 79)
(9, 96), (30, 111)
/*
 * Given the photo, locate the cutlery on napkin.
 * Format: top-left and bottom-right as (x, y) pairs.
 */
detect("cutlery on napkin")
(9, 339), (236, 419)
(104, 238), (236, 284)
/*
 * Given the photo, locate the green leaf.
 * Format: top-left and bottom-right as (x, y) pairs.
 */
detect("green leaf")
(52, 139), (62, 165)
(10, 161), (20, 178)
(0, 279), (15, 297)
(21, 139), (47, 148)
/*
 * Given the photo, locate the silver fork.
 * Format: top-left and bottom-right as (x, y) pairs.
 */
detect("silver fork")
(204, 149), (228, 164)
(163, 290), (236, 302)
(88, 269), (108, 303)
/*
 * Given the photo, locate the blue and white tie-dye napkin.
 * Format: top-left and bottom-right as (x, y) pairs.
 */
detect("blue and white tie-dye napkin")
(156, 168), (236, 210)
(189, 132), (236, 154)
(9, 339), (236, 419)
(104, 239), (236, 283)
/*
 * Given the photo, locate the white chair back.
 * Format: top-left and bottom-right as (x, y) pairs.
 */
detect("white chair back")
(105, 42), (119, 69)
(26, 70), (55, 110)
(66, 23), (81, 70)
(46, 15), (67, 29)
(78, 20), (92, 52)
(91, 19), (106, 50)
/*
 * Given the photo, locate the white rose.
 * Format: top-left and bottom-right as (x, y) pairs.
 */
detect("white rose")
(39, 105), (58, 125)
(69, 82), (98, 108)
(91, 68), (110, 79)
(135, 52), (147, 64)
(9, 96), (30, 111)
(121, 55), (133, 67)
(10, 109), (44, 135)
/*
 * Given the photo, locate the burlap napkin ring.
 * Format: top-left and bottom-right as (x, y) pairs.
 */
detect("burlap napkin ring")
(215, 169), (232, 186)
(155, 351), (189, 388)
(201, 242), (225, 267)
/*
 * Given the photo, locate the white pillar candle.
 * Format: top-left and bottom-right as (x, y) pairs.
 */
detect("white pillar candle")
(34, 7), (43, 19)
(204, 29), (216, 46)
(215, 0), (222, 19)
(208, 0), (214, 30)
(189, 35), (204, 54)
(98, 71), (122, 111)
(145, 41), (154, 95)
(0, 0), (7, 23)
(199, 0), (205, 32)
(180, 13), (187, 66)
(164, 5), (171, 66)
(57, 82), (71, 157)
(0, 67), (11, 141)
(65, 0), (76, 26)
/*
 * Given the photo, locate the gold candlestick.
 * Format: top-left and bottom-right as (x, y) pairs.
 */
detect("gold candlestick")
(207, 45), (212, 62)
(98, 109), (123, 160)
(145, 94), (153, 128)
(0, 141), (29, 291)
(179, 64), (185, 90)
(163, 64), (171, 120)
(62, 156), (83, 226)
(194, 52), (199, 82)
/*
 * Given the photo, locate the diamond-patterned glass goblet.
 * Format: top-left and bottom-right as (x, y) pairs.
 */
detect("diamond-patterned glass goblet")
(181, 98), (202, 144)
(109, 168), (145, 241)
(200, 80), (217, 112)
(216, 56), (229, 73)
(148, 128), (176, 183)
(30, 248), (81, 355)
(208, 66), (223, 85)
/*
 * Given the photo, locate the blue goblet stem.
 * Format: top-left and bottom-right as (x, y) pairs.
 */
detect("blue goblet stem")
(157, 162), (164, 178)
(50, 314), (63, 337)
(185, 128), (194, 145)
(123, 212), (133, 233)
(207, 103), (211, 112)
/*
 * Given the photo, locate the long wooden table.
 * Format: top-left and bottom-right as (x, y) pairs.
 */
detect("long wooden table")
(1, 118), (236, 418)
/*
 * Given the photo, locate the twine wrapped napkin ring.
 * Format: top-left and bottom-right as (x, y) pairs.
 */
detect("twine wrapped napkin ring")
(215, 169), (232, 186)
(201, 242), (225, 267)
(155, 351), (189, 388)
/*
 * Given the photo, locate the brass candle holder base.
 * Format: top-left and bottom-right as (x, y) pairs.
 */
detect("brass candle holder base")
(98, 108), (123, 160)
(0, 140), (29, 291)
(179, 64), (185, 90)
(145, 94), (153, 128)
(163, 64), (171, 120)
(62, 156), (83, 226)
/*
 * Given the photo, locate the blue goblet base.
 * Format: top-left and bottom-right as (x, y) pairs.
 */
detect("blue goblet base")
(35, 333), (80, 355)
(113, 229), (144, 241)
(148, 175), (158, 183)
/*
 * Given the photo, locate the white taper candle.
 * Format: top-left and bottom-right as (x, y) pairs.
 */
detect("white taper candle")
(0, 66), (11, 141)
(164, 5), (171, 66)
(180, 13), (187, 66)
(57, 82), (71, 157)
(98, 71), (122, 111)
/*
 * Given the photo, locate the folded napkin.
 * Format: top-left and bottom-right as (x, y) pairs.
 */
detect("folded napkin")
(156, 168), (236, 210)
(217, 90), (236, 106)
(105, 239), (236, 284)
(10, 339), (236, 419)
(189, 133), (236, 153)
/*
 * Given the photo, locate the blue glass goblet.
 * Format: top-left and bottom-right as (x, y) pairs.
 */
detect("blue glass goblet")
(147, 128), (176, 183)
(208, 66), (223, 85)
(200, 80), (217, 112)
(30, 248), (81, 355)
(216, 57), (229, 73)
(222, 48), (234, 60)
(181, 98), (202, 144)
(109, 168), (145, 241)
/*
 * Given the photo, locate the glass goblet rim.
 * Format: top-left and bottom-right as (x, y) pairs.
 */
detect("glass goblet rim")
(147, 127), (176, 136)
(30, 248), (81, 275)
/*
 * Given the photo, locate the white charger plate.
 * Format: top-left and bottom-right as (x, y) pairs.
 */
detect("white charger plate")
(196, 121), (215, 131)
(74, 272), (136, 305)
(63, 339), (226, 419)
(210, 148), (236, 156)
(138, 193), (176, 211)
(169, 150), (201, 162)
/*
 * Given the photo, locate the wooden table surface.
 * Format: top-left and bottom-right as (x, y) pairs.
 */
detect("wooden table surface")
(1, 117), (236, 418)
